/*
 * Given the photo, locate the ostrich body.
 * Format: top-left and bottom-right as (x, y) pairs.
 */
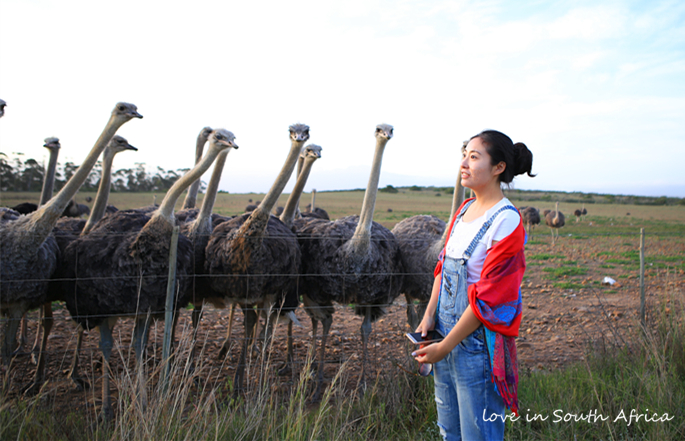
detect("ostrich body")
(205, 123), (309, 393)
(0, 103), (142, 373)
(296, 124), (403, 399)
(574, 209), (582, 223)
(391, 163), (466, 330)
(181, 126), (213, 210)
(545, 201), (565, 245)
(520, 206), (541, 240)
(61, 129), (236, 418)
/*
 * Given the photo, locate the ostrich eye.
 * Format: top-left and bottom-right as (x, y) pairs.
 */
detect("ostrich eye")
(118, 106), (125, 111)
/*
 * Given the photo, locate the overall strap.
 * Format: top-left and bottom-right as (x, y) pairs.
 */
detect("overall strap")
(463, 205), (519, 259)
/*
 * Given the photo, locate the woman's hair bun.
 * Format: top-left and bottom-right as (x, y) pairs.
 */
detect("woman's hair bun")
(513, 142), (535, 178)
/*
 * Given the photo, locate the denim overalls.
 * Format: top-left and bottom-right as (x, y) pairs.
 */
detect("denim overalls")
(433, 200), (518, 441)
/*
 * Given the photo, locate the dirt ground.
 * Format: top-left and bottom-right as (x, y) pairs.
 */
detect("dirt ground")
(2, 233), (683, 417)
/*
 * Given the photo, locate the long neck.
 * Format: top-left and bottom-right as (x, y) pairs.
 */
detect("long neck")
(25, 114), (124, 246)
(255, 139), (305, 217)
(440, 173), (466, 244)
(154, 147), (224, 223)
(352, 137), (388, 245)
(191, 149), (230, 235)
(280, 156), (316, 227)
(311, 189), (316, 210)
(182, 134), (208, 209)
(82, 149), (116, 235)
(39, 148), (59, 206)
(554, 202), (559, 222)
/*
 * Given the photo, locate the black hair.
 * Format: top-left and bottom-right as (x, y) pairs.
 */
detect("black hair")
(470, 130), (535, 184)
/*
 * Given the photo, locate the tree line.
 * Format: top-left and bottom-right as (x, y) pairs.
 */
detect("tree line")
(0, 153), (200, 193)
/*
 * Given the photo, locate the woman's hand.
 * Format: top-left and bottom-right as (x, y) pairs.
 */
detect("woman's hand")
(413, 341), (449, 364)
(415, 314), (435, 338)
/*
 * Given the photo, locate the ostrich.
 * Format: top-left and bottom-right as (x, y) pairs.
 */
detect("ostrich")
(520, 206), (541, 240)
(545, 201), (565, 245)
(29, 136), (138, 392)
(61, 128), (237, 419)
(176, 129), (239, 372)
(391, 165), (466, 330)
(296, 124), (403, 400)
(581, 203), (587, 221)
(17, 137), (62, 349)
(181, 126), (214, 210)
(0, 102), (142, 381)
(205, 123), (308, 393)
(574, 209), (582, 223)
(303, 189), (330, 220)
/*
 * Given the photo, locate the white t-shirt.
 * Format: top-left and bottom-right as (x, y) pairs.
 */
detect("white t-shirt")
(444, 197), (520, 285)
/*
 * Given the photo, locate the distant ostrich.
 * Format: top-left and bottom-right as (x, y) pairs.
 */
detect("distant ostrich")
(205, 123), (309, 393)
(296, 124), (403, 400)
(574, 209), (582, 223)
(181, 126), (213, 210)
(581, 203), (587, 221)
(520, 206), (541, 240)
(545, 201), (565, 245)
(392, 160), (466, 330)
(61, 128), (236, 419)
(32, 135), (138, 392)
(0, 102), (142, 382)
(303, 189), (330, 220)
(244, 203), (258, 213)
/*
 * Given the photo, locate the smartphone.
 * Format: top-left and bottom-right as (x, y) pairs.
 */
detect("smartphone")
(406, 329), (445, 345)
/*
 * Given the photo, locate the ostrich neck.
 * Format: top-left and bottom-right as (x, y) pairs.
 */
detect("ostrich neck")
(296, 155), (304, 177)
(352, 137), (388, 246)
(280, 156), (316, 227)
(82, 149), (116, 235)
(554, 202), (559, 223)
(182, 134), (208, 210)
(311, 189), (316, 210)
(440, 172), (466, 244)
(155, 147), (223, 223)
(190, 149), (230, 237)
(21, 114), (124, 247)
(39, 148), (60, 206)
(254, 138), (305, 217)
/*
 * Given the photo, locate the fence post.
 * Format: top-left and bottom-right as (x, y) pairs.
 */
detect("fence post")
(639, 228), (646, 327)
(162, 226), (180, 388)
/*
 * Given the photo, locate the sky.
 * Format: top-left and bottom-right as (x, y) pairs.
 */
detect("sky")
(1, 0), (684, 198)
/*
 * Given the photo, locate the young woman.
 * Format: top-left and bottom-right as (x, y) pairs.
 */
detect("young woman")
(413, 130), (534, 440)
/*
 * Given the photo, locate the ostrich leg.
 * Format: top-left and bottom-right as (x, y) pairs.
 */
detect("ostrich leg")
(312, 315), (332, 402)
(277, 321), (294, 376)
(1, 311), (21, 366)
(217, 303), (238, 360)
(132, 315), (151, 412)
(233, 305), (258, 395)
(99, 319), (115, 421)
(405, 293), (418, 331)
(22, 303), (53, 395)
(359, 307), (373, 391)
(67, 326), (89, 390)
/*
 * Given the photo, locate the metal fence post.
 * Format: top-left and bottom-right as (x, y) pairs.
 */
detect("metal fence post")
(162, 226), (180, 388)
(640, 228), (646, 327)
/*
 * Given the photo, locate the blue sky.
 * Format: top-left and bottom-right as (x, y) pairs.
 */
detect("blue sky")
(1, 0), (684, 197)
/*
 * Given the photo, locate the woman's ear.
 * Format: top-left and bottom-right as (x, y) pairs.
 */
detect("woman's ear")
(494, 161), (506, 176)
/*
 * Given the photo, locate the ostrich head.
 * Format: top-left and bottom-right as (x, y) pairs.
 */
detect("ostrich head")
(375, 123), (394, 140)
(112, 102), (143, 122)
(289, 123), (310, 143)
(107, 135), (138, 154)
(43, 137), (61, 151)
(301, 143), (322, 161)
(208, 128), (239, 153)
(0, 99), (6, 118)
(199, 126), (213, 142)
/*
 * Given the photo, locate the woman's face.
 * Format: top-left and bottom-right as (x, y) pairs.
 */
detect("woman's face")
(460, 137), (504, 191)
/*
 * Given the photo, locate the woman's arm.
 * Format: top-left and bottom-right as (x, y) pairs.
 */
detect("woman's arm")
(415, 273), (442, 336)
(413, 305), (481, 364)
